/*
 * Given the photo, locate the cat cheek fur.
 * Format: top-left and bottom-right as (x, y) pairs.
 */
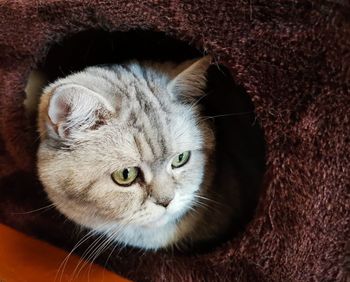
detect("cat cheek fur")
(37, 149), (147, 227)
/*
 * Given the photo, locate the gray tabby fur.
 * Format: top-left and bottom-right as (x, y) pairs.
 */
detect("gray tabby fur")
(36, 57), (238, 250)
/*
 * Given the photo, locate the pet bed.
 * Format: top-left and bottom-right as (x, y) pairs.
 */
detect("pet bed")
(0, 1), (349, 281)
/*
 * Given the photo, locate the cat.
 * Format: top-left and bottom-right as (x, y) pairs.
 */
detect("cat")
(36, 56), (240, 250)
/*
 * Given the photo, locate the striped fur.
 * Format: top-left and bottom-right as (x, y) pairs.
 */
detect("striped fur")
(37, 58), (237, 250)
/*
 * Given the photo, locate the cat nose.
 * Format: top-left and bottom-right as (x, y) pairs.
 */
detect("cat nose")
(157, 198), (171, 208)
(149, 184), (174, 208)
(149, 195), (172, 207)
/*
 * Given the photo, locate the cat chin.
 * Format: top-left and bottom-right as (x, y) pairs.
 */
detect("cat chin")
(97, 220), (180, 250)
(139, 213), (175, 228)
(47, 193), (189, 250)
(104, 209), (200, 250)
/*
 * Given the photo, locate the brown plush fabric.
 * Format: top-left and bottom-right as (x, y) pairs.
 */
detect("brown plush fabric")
(0, 1), (349, 281)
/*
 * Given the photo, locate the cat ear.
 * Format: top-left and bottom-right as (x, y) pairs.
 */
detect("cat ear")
(168, 56), (212, 98)
(47, 84), (115, 138)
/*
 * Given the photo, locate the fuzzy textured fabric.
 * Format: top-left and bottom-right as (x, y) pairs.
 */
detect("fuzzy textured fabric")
(0, 1), (349, 281)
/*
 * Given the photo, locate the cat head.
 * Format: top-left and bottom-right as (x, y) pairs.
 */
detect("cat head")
(37, 57), (215, 249)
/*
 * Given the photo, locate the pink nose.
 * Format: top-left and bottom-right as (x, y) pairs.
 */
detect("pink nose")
(157, 198), (171, 208)
(149, 195), (172, 208)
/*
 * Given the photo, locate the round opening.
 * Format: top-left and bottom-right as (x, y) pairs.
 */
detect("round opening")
(27, 30), (266, 256)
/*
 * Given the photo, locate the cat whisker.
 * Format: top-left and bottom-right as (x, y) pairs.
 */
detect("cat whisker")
(70, 231), (109, 281)
(56, 223), (109, 282)
(191, 198), (221, 214)
(99, 223), (132, 269)
(110, 221), (132, 255)
(86, 221), (130, 270)
(193, 194), (223, 205)
(88, 222), (133, 277)
(194, 194), (230, 209)
(103, 232), (123, 270)
(56, 231), (94, 282)
(86, 234), (117, 282)
(186, 205), (202, 217)
(11, 203), (56, 215)
(192, 200), (214, 211)
(60, 230), (104, 281)
(200, 111), (254, 121)
(73, 219), (132, 280)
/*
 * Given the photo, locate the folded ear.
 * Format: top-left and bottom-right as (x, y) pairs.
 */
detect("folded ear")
(167, 56), (212, 99)
(46, 84), (116, 139)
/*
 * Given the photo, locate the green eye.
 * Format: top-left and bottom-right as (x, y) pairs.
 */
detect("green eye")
(111, 167), (139, 186)
(171, 151), (191, 169)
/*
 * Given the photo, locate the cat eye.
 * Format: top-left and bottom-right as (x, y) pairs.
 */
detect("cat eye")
(112, 167), (139, 186)
(171, 151), (191, 169)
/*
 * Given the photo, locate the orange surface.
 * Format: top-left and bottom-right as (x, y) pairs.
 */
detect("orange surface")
(0, 224), (130, 282)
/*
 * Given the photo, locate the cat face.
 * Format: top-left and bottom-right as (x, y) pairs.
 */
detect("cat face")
(37, 57), (214, 249)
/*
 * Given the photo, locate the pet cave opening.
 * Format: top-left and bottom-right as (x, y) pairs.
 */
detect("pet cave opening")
(28, 30), (266, 253)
